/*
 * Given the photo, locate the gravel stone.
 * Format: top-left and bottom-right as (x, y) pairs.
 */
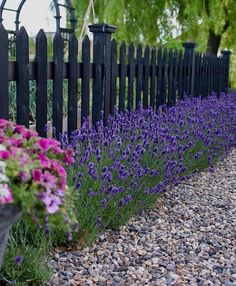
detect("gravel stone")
(47, 149), (236, 285)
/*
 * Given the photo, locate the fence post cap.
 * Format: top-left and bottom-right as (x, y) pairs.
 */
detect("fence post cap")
(89, 23), (117, 33)
(221, 50), (231, 56)
(183, 42), (197, 49)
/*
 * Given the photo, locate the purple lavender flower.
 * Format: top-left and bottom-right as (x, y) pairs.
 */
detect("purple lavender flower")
(96, 216), (102, 228)
(119, 195), (132, 207)
(15, 255), (23, 266)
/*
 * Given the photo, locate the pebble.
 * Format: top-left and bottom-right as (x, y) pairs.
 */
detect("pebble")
(47, 149), (236, 285)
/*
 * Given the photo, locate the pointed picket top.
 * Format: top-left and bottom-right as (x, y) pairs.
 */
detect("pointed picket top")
(169, 48), (173, 62)
(36, 30), (47, 54)
(120, 40), (126, 50)
(17, 26), (27, 35)
(128, 42), (134, 54)
(36, 29), (47, 55)
(16, 26), (28, 39)
(69, 33), (78, 59)
(111, 38), (117, 47)
(69, 33), (78, 45)
(120, 41), (126, 64)
(137, 43), (142, 58)
(151, 46), (157, 73)
(174, 48), (178, 59)
(0, 23), (8, 56)
(82, 34), (90, 49)
(111, 38), (117, 56)
(144, 44), (150, 58)
(0, 23), (8, 39)
(151, 46), (156, 58)
(36, 29), (47, 41)
(53, 31), (64, 45)
(158, 46), (162, 55)
(178, 49), (182, 61)
(163, 48), (167, 59)
(151, 46), (157, 67)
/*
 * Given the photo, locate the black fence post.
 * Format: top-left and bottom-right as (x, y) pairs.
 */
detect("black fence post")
(0, 24), (9, 120)
(183, 42), (196, 97)
(89, 23), (117, 125)
(221, 50), (231, 94)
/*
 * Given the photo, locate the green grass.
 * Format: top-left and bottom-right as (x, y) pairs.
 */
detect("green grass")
(0, 220), (52, 286)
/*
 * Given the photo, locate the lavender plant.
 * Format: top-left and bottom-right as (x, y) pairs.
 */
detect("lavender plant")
(62, 93), (236, 245)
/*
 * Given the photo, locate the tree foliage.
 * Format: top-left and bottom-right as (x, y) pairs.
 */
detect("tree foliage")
(71, 0), (236, 86)
(170, 0), (236, 54)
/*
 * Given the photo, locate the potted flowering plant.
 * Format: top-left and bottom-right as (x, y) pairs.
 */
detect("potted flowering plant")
(0, 119), (75, 268)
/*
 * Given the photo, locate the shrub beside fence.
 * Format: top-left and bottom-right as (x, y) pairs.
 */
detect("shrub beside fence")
(0, 23), (231, 138)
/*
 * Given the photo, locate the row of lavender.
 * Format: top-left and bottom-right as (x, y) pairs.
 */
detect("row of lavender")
(60, 93), (236, 243)
(1, 93), (236, 283)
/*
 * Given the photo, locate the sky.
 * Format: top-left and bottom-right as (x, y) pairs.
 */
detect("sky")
(1, 0), (66, 36)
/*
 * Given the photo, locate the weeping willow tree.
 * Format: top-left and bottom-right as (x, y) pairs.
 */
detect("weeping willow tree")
(71, 0), (236, 87)
(71, 0), (236, 53)
(72, 0), (168, 46)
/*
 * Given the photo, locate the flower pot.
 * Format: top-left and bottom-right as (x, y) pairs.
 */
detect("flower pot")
(0, 204), (21, 269)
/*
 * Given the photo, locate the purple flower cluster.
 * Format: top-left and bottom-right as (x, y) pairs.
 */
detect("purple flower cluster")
(62, 93), (236, 231)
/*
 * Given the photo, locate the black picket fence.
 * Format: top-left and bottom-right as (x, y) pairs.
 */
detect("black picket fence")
(0, 23), (231, 138)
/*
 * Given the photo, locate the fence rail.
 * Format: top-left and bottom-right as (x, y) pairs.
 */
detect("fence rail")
(0, 23), (231, 138)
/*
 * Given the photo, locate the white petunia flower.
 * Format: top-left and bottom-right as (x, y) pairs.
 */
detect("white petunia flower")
(0, 173), (8, 182)
(0, 144), (6, 151)
(0, 159), (8, 182)
(0, 183), (13, 204)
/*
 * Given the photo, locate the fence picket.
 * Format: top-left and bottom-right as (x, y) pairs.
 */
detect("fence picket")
(16, 27), (29, 128)
(68, 34), (78, 133)
(0, 24), (8, 119)
(156, 47), (162, 110)
(36, 29), (47, 137)
(110, 39), (117, 114)
(128, 42), (135, 111)
(202, 54), (207, 97)
(143, 45), (150, 108)
(194, 52), (200, 97)
(161, 48), (168, 105)
(206, 54), (211, 96)
(150, 46), (156, 109)
(172, 49), (178, 105)
(216, 56), (221, 95)
(81, 35), (90, 125)
(209, 55), (213, 93)
(136, 44), (142, 109)
(168, 49), (173, 106)
(178, 50), (183, 99)
(119, 41), (126, 112)
(53, 32), (64, 138)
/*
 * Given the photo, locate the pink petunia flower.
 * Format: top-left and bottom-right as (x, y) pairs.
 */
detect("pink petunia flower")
(64, 154), (74, 165)
(0, 150), (10, 160)
(40, 171), (57, 189)
(36, 138), (59, 152)
(50, 160), (66, 177)
(8, 138), (23, 147)
(40, 191), (62, 214)
(19, 171), (31, 182)
(32, 169), (42, 182)
(14, 125), (25, 134)
(38, 154), (49, 168)
(0, 119), (9, 129)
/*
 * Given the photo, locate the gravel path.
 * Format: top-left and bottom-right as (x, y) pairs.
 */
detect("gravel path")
(49, 149), (236, 286)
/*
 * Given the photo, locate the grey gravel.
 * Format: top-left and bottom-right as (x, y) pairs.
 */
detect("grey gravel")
(48, 149), (236, 286)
